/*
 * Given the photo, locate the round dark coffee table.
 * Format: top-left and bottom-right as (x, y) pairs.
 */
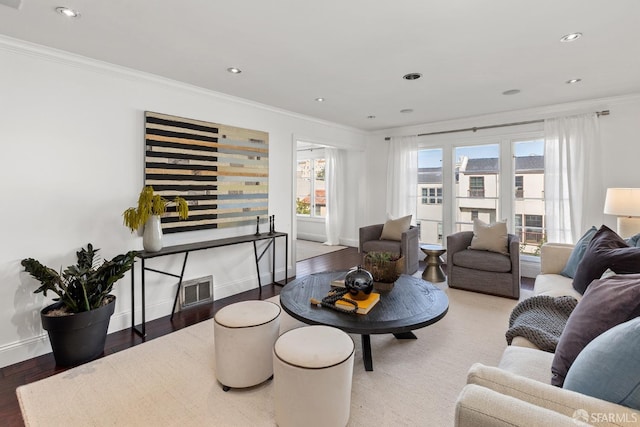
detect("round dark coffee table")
(279, 271), (449, 371)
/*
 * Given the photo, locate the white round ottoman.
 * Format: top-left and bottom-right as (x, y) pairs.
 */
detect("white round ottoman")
(273, 325), (355, 427)
(214, 300), (281, 391)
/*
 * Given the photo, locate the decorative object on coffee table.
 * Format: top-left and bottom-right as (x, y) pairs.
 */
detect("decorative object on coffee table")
(421, 244), (447, 283)
(364, 251), (403, 283)
(344, 266), (374, 300)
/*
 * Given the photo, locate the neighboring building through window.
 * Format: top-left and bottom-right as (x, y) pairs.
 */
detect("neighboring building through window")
(524, 214), (544, 243)
(417, 139), (545, 256)
(422, 187), (442, 204)
(416, 149), (444, 244)
(296, 157), (326, 217)
(515, 175), (524, 198)
(469, 176), (485, 198)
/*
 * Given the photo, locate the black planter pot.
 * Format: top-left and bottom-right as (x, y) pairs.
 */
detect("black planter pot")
(40, 296), (116, 367)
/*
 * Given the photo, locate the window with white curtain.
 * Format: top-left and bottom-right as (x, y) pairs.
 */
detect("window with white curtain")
(296, 154), (326, 218)
(416, 135), (545, 256)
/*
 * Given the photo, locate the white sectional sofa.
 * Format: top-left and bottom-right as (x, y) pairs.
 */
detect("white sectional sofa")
(454, 243), (640, 427)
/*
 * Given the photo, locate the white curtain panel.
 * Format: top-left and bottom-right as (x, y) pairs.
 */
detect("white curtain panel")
(544, 113), (601, 243)
(324, 147), (344, 245)
(386, 136), (418, 222)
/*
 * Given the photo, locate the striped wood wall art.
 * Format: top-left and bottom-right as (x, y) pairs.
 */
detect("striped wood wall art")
(144, 111), (269, 234)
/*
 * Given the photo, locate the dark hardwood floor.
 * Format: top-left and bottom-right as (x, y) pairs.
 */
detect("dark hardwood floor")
(0, 246), (533, 426)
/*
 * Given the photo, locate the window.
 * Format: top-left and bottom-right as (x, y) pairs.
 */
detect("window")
(296, 157), (326, 217)
(422, 187), (442, 204)
(524, 214), (544, 243)
(469, 177), (485, 198)
(514, 139), (545, 255)
(455, 143), (500, 232)
(515, 176), (524, 198)
(416, 136), (545, 256)
(416, 148), (443, 244)
(514, 214), (523, 240)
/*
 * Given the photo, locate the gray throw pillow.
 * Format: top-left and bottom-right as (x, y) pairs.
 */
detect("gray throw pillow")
(380, 215), (411, 241)
(572, 225), (640, 294)
(560, 226), (597, 278)
(551, 273), (640, 387)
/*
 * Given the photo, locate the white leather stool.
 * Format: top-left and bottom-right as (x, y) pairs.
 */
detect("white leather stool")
(273, 325), (355, 427)
(214, 300), (281, 391)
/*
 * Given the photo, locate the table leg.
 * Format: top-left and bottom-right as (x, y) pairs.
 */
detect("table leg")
(361, 335), (373, 371)
(393, 331), (417, 339)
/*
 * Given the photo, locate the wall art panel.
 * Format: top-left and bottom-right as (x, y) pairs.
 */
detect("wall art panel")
(144, 111), (269, 234)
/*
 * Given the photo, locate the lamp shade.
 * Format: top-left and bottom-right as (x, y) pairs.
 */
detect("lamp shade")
(604, 188), (640, 217)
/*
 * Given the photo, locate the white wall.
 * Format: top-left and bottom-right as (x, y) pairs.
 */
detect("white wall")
(0, 37), (366, 367)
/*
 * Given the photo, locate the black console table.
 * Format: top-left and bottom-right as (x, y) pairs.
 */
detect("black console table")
(130, 231), (288, 337)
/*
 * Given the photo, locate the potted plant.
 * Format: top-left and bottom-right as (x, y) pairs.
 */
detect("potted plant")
(122, 186), (189, 252)
(21, 244), (137, 366)
(363, 251), (404, 284)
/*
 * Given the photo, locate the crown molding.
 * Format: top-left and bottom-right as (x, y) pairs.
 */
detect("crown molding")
(0, 34), (367, 137)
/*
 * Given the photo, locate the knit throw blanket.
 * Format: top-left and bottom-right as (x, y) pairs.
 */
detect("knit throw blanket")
(505, 295), (578, 353)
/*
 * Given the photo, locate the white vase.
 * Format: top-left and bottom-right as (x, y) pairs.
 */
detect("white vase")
(143, 215), (163, 252)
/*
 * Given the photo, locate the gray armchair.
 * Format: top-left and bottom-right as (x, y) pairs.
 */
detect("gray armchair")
(359, 224), (420, 275)
(446, 231), (520, 299)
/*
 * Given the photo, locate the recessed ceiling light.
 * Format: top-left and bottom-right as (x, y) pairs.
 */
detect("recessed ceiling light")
(566, 78), (582, 84)
(226, 67), (242, 74)
(560, 32), (582, 42)
(403, 73), (422, 81)
(55, 7), (79, 18)
(502, 89), (521, 95)
(400, 109), (413, 114)
(315, 97), (325, 102)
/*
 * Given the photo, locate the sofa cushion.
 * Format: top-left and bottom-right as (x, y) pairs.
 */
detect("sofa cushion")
(560, 226), (597, 278)
(452, 249), (511, 273)
(468, 219), (509, 255)
(362, 239), (400, 255)
(551, 274), (640, 387)
(572, 225), (640, 294)
(498, 346), (555, 384)
(533, 274), (581, 300)
(379, 215), (411, 241)
(564, 317), (640, 410)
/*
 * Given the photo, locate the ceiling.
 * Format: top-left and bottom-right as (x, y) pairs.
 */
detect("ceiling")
(1, 1), (639, 131)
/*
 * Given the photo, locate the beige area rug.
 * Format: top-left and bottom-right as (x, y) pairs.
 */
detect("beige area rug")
(296, 239), (347, 261)
(17, 286), (525, 427)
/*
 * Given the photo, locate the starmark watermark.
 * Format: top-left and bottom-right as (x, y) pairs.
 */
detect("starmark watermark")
(572, 409), (638, 425)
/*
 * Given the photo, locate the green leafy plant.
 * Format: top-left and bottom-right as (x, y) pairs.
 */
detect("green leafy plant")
(122, 186), (189, 232)
(296, 198), (311, 215)
(364, 251), (403, 283)
(21, 244), (138, 314)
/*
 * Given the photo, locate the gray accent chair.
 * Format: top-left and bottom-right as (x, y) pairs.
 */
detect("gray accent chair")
(446, 231), (520, 299)
(359, 224), (420, 275)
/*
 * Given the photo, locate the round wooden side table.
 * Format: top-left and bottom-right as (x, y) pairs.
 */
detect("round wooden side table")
(421, 244), (446, 283)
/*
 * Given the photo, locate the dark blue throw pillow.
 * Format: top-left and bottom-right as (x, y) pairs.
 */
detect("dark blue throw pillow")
(560, 226), (597, 278)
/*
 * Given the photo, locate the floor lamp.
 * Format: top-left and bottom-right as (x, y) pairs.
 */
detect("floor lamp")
(603, 188), (640, 238)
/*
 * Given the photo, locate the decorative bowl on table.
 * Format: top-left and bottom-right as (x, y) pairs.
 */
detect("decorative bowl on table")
(344, 266), (374, 300)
